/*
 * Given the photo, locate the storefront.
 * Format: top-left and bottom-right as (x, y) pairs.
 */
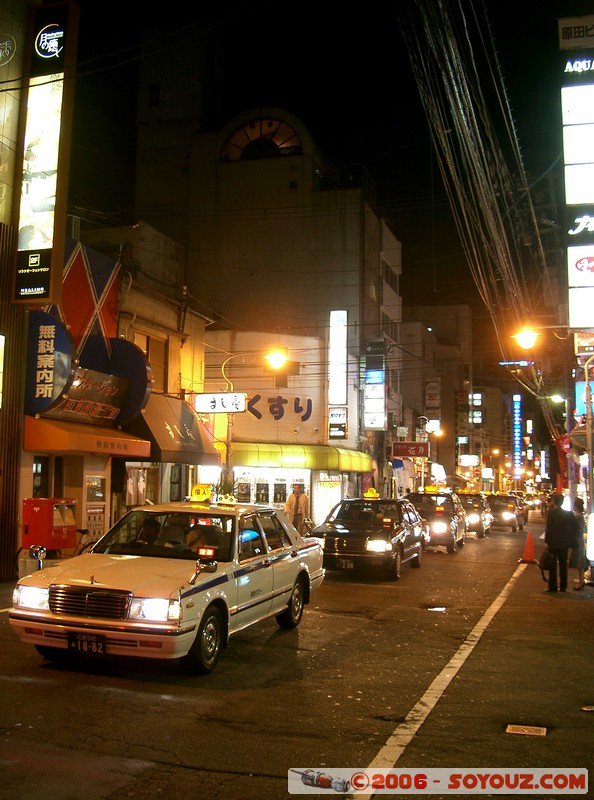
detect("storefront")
(22, 414), (152, 544)
(217, 443), (374, 526)
(122, 392), (220, 507)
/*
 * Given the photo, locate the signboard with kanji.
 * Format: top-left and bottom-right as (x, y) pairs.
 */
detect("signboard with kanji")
(194, 392), (247, 414)
(391, 441), (429, 458)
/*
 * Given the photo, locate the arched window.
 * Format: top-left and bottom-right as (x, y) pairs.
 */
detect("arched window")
(220, 117), (302, 162)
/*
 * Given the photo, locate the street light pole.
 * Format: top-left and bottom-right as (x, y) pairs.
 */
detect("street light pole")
(221, 354), (242, 489)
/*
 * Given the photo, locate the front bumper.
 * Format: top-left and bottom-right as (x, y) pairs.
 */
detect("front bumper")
(9, 608), (198, 660)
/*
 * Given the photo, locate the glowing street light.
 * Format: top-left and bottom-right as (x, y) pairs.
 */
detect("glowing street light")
(512, 328), (541, 349)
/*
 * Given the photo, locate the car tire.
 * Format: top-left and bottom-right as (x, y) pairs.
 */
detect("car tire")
(411, 546), (422, 568)
(446, 536), (456, 553)
(386, 547), (403, 580)
(511, 522), (518, 532)
(477, 525), (486, 538)
(184, 605), (223, 674)
(277, 578), (305, 629)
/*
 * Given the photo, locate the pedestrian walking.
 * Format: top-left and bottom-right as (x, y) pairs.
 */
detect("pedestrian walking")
(285, 483), (309, 534)
(544, 493), (579, 593)
(571, 497), (588, 591)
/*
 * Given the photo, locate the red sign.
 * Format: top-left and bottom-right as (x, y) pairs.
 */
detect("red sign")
(391, 442), (429, 458)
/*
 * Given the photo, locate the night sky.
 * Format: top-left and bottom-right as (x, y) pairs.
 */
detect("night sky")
(68, 0), (593, 377)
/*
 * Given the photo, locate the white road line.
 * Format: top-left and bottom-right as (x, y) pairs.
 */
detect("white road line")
(352, 563), (527, 799)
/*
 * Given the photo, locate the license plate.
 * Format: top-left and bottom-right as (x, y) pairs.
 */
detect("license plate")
(336, 558), (354, 570)
(68, 632), (106, 656)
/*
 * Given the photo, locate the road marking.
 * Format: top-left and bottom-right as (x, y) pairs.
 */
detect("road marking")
(352, 563), (527, 799)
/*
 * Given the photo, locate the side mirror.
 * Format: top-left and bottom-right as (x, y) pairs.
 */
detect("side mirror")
(188, 557), (217, 584)
(29, 545), (47, 570)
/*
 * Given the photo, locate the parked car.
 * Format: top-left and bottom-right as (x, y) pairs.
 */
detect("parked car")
(312, 493), (430, 580)
(458, 492), (493, 537)
(10, 500), (325, 674)
(486, 493), (523, 531)
(407, 489), (466, 552)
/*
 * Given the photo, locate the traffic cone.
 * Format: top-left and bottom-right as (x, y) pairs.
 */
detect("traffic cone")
(519, 531), (537, 564)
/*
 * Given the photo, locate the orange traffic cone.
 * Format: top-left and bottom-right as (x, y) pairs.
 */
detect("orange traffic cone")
(519, 531), (537, 564)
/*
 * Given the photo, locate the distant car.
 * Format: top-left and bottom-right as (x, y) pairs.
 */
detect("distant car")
(458, 492), (493, 537)
(486, 494), (523, 531)
(509, 491), (529, 525)
(312, 495), (429, 580)
(407, 490), (466, 552)
(10, 500), (325, 674)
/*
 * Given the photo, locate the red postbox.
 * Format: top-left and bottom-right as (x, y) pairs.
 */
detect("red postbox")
(22, 498), (77, 550)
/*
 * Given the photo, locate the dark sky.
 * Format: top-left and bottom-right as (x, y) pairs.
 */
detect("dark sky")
(68, 0), (593, 375)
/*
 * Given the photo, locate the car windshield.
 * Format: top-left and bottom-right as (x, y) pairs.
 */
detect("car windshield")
(92, 510), (235, 561)
(332, 501), (402, 523)
(409, 494), (453, 514)
(460, 496), (483, 510)
(488, 496), (515, 508)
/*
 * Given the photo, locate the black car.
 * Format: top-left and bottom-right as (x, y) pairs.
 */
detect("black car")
(312, 496), (429, 580)
(458, 492), (493, 537)
(486, 494), (523, 531)
(407, 490), (466, 552)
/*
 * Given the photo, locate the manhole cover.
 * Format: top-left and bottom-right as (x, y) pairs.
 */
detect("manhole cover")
(506, 724), (547, 736)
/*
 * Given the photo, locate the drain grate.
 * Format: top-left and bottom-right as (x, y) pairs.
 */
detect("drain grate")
(506, 724), (547, 736)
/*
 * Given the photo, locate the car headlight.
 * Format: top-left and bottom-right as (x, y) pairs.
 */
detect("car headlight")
(431, 521), (449, 534)
(366, 539), (392, 553)
(466, 513), (480, 525)
(501, 511), (515, 521)
(14, 585), (49, 610)
(129, 597), (181, 622)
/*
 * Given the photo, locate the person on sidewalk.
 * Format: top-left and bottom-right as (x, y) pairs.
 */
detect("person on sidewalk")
(544, 493), (579, 592)
(285, 483), (309, 534)
(571, 497), (588, 591)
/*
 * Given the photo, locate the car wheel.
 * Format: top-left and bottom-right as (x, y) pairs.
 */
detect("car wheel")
(446, 536), (456, 553)
(511, 522), (518, 532)
(277, 578), (305, 629)
(184, 605), (223, 674)
(477, 525), (486, 538)
(457, 531), (465, 548)
(386, 547), (403, 580)
(411, 545), (422, 568)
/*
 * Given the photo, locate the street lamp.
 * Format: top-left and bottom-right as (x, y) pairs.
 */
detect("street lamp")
(218, 348), (298, 490)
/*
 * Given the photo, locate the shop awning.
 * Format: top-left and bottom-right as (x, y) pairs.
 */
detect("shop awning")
(24, 416), (151, 458)
(124, 393), (220, 465)
(230, 442), (373, 472)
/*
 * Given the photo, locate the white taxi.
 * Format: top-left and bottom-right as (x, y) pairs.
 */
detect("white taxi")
(10, 498), (325, 674)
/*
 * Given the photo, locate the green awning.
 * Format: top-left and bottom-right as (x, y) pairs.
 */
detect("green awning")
(230, 442), (373, 472)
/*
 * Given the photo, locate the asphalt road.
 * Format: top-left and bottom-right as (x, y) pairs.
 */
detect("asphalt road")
(0, 512), (592, 800)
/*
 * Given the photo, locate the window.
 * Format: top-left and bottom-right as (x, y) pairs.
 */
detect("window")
(259, 513), (291, 550)
(134, 332), (167, 392)
(239, 516), (265, 560)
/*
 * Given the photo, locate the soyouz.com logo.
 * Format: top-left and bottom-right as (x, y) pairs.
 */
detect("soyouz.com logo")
(288, 767), (588, 794)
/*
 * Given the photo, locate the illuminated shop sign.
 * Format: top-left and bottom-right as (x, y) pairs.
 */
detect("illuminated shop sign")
(512, 394), (523, 479)
(364, 340), (386, 431)
(13, 2), (79, 305)
(194, 392), (247, 414)
(559, 20), (594, 332)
